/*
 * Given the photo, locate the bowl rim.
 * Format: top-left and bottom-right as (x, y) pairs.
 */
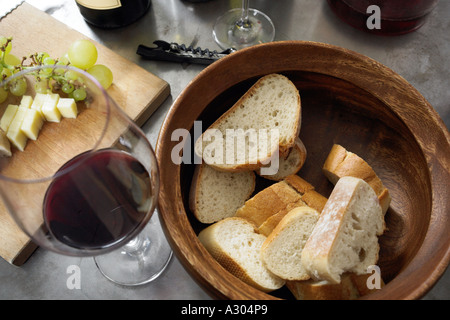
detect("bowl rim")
(156, 40), (450, 300)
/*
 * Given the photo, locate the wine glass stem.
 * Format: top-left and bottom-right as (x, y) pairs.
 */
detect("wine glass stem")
(239, 0), (251, 28)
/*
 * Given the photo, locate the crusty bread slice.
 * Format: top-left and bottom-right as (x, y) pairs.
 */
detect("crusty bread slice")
(194, 74), (301, 172)
(257, 138), (307, 181)
(284, 174), (328, 213)
(261, 206), (320, 281)
(322, 144), (391, 215)
(189, 163), (255, 224)
(257, 199), (305, 236)
(235, 181), (302, 228)
(286, 274), (359, 300)
(301, 176), (385, 284)
(198, 217), (285, 292)
(286, 273), (385, 300)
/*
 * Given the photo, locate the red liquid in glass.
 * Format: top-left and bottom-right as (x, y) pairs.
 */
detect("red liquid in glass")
(327, 0), (439, 35)
(43, 149), (152, 250)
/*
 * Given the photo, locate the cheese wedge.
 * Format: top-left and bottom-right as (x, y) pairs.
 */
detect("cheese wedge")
(57, 98), (78, 119)
(41, 93), (61, 122)
(30, 93), (47, 116)
(19, 95), (33, 109)
(6, 106), (28, 151)
(0, 129), (12, 157)
(21, 108), (44, 140)
(1, 104), (19, 132)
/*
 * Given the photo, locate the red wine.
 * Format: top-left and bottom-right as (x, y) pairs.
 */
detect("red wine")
(327, 0), (438, 35)
(75, 0), (151, 29)
(44, 149), (152, 250)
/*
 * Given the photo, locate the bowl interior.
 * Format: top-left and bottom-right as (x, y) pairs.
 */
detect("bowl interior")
(179, 70), (432, 299)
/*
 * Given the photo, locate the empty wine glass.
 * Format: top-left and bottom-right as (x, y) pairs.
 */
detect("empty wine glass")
(213, 0), (275, 50)
(0, 65), (172, 286)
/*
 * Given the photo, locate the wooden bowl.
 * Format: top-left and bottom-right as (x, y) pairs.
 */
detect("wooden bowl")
(156, 41), (450, 300)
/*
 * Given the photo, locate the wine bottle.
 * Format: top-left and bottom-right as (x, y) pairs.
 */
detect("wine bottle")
(75, 0), (151, 29)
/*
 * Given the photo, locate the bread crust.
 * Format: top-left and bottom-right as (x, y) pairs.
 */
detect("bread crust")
(257, 138), (307, 181)
(194, 74), (301, 172)
(323, 144), (391, 214)
(301, 177), (384, 284)
(261, 206), (320, 281)
(198, 217), (285, 292)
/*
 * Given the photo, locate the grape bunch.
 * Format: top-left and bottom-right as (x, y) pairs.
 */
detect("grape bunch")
(1, 37), (113, 104)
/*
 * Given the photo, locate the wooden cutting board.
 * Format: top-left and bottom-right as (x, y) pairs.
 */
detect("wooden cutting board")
(0, 3), (170, 265)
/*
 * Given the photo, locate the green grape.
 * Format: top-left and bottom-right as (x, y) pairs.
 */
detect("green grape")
(64, 70), (78, 81)
(73, 88), (87, 101)
(9, 78), (27, 96)
(62, 83), (74, 94)
(4, 54), (21, 66)
(0, 36), (12, 55)
(1, 67), (12, 79)
(68, 39), (98, 70)
(58, 53), (70, 65)
(36, 52), (50, 64)
(87, 64), (113, 89)
(43, 57), (56, 65)
(55, 61), (67, 75)
(0, 87), (8, 103)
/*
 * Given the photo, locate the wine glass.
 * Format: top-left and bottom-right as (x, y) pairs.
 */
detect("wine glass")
(213, 0), (275, 50)
(0, 65), (172, 286)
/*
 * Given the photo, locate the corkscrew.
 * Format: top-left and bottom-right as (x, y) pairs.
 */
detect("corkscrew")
(136, 40), (236, 65)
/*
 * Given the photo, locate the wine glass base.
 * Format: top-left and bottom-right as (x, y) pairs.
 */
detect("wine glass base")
(213, 8), (275, 50)
(94, 211), (172, 286)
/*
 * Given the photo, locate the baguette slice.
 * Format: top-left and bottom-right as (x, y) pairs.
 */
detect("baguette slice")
(322, 144), (391, 214)
(198, 217), (285, 292)
(194, 74), (301, 172)
(286, 274), (359, 300)
(235, 181), (302, 228)
(261, 206), (320, 281)
(284, 174), (328, 213)
(189, 163), (255, 224)
(301, 177), (384, 284)
(286, 273), (385, 300)
(257, 137), (307, 181)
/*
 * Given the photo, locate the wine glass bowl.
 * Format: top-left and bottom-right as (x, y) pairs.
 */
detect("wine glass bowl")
(213, 1), (275, 50)
(0, 65), (171, 285)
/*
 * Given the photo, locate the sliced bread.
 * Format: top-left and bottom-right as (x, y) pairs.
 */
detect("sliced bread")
(261, 206), (320, 281)
(284, 174), (328, 213)
(194, 74), (301, 172)
(189, 163), (255, 224)
(286, 273), (385, 300)
(322, 144), (391, 215)
(198, 217), (285, 292)
(234, 181), (302, 228)
(301, 176), (385, 284)
(257, 137), (307, 181)
(286, 274), (359, 300)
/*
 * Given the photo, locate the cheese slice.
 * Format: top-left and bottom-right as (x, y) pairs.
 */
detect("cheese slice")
(57, 98), (78, 119)
(41, 93), (61, 122)
(21, 108), (44, 140)
(30, 93), (47, 116)
(19, 95), (33, 109)
(6, 106), (28, 151)
(1, 104), (19, 132)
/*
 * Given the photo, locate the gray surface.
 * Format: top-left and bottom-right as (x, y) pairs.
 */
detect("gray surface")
(0, 0), (448, 300)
